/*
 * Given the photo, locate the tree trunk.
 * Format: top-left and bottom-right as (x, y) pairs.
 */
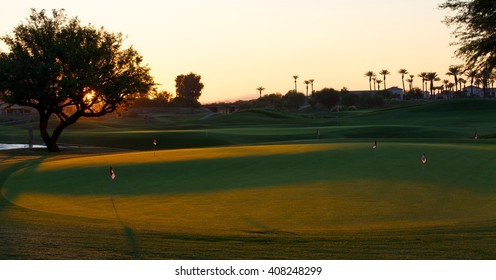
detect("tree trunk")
(37, 109), (81, 152)
(48, 124), (66, 152)
(38, 110), (60, 152)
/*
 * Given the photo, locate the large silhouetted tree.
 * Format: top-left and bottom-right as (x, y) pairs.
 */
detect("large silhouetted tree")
(314, 88), (340, 111)
(174, 73), (203, 107)
(440, 0), (496, 88)
(0, 9), (154, 151)
(283, 91), (305, 110)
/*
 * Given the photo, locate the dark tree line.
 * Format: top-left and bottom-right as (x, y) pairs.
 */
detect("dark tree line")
(440, 0), (496, 93)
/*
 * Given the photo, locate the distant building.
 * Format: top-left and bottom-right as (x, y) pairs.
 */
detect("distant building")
(347, 90), (371, 96)
(0, 101), (33, 115)
(387, 87), (404, 100)
(387, 86), (403, 96)
(462, 86), (496, 97)
(0, 102), (8, 114)
(204, 104), (238, 114)
(348, 86), (404, 99)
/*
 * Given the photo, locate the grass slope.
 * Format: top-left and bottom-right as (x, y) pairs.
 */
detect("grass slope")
(2, 100), (496, 259)
(3, 99), (496, 150)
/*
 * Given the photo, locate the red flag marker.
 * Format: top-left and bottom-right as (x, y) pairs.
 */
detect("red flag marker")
(109, 166), (116, 180)
(421, 154), (427, 165)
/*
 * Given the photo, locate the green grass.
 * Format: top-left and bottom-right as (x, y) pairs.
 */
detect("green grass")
(3, 99), (496, 150)
(2, 99), (496, 259)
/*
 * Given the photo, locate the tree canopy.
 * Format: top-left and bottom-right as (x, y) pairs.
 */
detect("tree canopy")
(0, 9), (154, 151)
(174, 73), (203, 107)
(283, 91), (305, 110)
(439, 0), (496, 76)
(314, 88), (340, 111)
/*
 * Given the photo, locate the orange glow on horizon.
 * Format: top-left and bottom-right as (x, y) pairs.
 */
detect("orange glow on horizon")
(2, 0), (460, 103)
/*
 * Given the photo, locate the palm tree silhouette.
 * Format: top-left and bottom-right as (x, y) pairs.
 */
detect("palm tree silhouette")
(418, 72), (428, 93)
(426, 72), (440, 97)
(442, 79), (450, 98)
(379, 69), (390, 91)
(466, 70), (478, 96)
(372, 75), (377, 91)
(443, 79), (450, 88)
(489, 73), (495, 96)
(293, 75), (299, 93)
(309, 79), (315, 95)
(446, 65), (463, 92)
(458, 78), (467, 92)
(376, 79), (383, 90)
(256, 86), (265, 98)
(448, 82), (455, 92)
(398, 69), (408, 98)
(407, 75), (414, 91)
(364, 71), (375, 91)
(406, 76), (414, 92)
(304, 80), (310, 97)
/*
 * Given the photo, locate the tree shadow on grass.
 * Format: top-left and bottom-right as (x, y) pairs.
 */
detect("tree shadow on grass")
(0, 154), (45, 258)
(0, 153), (140, 259)
(0, 155), (43, 212)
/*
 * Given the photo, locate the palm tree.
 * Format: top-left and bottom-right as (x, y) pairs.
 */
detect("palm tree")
(293, 75), (299, 93)
(256, 86), (265, 98)
(475, 76), (482, 88)
(458, 78), (467, 93)
(446, 65), (463, 92)
(408, 74), (414, 91)
(448, 82), (455, 92)
(304, 80), (310, 97)
(438, 85), (444, 95)
(406, 77), (414, 92)
(372, 75), (377, 91)
(466, 70), (479, 96)
(443, 79), (450, 98)
(426, 72), (440, 97)
(309, 79), (315, 95)
(398, 69), (408, 96)
(379, 69), (391, 90)
(364, 71), (375, 91)
(443, 79), (450, 89)
(376, 79), (383, 90)
(418, 72), (428, 93)
(488, 71), (496, 96)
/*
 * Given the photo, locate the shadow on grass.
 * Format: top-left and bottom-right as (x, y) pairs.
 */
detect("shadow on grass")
(0, 154), (44, 259)
(0, 152), (140, 259)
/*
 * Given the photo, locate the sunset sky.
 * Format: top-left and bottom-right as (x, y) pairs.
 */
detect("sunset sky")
(1, 0), (461, 103)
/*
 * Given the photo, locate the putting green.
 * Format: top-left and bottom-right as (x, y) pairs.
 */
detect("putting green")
(3, 142), (496, 236)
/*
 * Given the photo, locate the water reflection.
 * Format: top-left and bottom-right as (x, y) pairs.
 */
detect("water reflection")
(0, 143), (46, 150)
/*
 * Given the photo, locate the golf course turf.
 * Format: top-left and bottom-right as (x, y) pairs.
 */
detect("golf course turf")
(2, 99), (496, 259)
